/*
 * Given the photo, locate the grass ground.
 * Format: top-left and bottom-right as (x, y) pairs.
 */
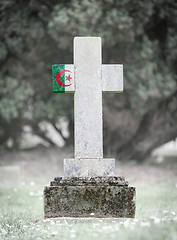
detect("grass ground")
(0, 148), (177, 239)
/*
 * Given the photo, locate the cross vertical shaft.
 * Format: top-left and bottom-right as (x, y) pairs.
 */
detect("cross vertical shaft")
(74, 37), (103, 159)
(60, 37), (123, 177)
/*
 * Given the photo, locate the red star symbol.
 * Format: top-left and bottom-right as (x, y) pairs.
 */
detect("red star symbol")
(65, 74), (72, 82)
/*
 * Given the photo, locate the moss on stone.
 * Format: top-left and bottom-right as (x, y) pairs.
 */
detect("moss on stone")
(44, 179), (136, 218)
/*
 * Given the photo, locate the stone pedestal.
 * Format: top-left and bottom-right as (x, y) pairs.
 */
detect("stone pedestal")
(44, 177), (136, 218)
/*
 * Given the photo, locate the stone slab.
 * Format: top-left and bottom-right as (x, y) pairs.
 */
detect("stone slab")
(51, 176), (128, 186)
(44, 178), (136, 218)
(64, 158), (115, 178)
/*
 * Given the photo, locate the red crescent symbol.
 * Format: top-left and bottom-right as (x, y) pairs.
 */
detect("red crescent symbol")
(55, 70), (72, 87)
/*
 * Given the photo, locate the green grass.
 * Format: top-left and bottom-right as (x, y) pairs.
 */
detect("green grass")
(0, 180), (177, 240)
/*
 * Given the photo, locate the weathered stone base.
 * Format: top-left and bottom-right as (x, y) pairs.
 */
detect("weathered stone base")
(44, 177), (136, 218)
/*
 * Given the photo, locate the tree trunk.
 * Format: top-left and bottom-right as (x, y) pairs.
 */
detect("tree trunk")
(103, 90), (177, 161)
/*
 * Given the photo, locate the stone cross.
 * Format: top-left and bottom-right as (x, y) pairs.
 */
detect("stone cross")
(52, 37), (123, 178)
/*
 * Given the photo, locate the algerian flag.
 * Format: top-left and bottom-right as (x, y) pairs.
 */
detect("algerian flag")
(52, 64), (74, 93)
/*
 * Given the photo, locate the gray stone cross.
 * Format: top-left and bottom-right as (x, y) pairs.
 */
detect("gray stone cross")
(59, 37), (123, 178)
(45, 37), (135, 219)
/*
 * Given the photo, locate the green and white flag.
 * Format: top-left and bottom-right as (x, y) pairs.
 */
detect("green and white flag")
(52, 64), (74, 93)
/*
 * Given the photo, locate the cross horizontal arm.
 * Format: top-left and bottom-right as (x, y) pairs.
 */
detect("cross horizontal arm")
(102, 64), (123, 93)
(52, 64), (123, 93)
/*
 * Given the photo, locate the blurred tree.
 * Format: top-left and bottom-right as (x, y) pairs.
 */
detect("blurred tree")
(0, 0), (176, 161)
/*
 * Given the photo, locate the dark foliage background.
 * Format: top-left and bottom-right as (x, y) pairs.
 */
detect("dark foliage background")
(0, 0), (177, 161)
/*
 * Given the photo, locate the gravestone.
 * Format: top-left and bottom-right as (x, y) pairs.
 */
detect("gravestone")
(44, 37), (136, 218)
